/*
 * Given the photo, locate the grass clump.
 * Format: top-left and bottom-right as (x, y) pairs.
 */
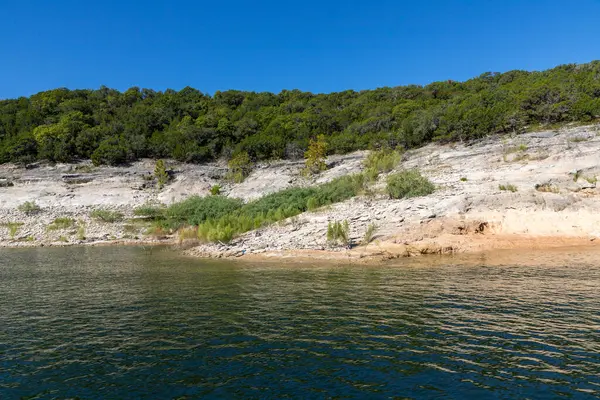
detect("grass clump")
(499, 184), (518, 192)
(306, 196), (319, 211)
(210, 185), (221, 195)
(327, 220), (350, 247)
(178, 226), (198, 243)
(133, 203), (167, 220)
(47, 217), (75, 230)
(569, 136), (589, 143)
(76, 164), (94, 173)
(362, 223), (378, 245)
(77, 223), (86, 240)
(226, 152), (253, 183)
(2, 222), (23, 239)
(166, 195), (243, 227)
(363, 149), (402, 182)
(18, 201), (41, 215)
(386, 170), (435, 199)
(535, 183), (559, 193)
(58, 235), (68, 243)
(585, 176), (597, 184)
(90, 209), (124, 223)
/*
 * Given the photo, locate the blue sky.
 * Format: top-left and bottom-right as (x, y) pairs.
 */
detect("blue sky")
(1, 0), (599, 99)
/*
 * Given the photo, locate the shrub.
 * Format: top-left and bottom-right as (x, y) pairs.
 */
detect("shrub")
(460, 177), (468, 182)
(499, 184), (518, 192)
(386, 170), (435, 199)
(47, 217), (75, 230)
(327, 220), (350, 246)
(210, 185), (221, 195)
(2, 222), (23, 239)
(90, 209), (124, 222)
(18, 201), (41, 215)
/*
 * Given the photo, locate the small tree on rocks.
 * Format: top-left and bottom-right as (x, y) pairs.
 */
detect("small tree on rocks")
(304, 134), (327, 175)
(154, 159), (169, 189)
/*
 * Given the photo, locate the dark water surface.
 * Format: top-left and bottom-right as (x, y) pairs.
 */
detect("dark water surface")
(1, 246), (600, 399)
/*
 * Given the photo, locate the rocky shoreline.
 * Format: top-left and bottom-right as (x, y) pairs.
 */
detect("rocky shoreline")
(2, 124), (600, 261)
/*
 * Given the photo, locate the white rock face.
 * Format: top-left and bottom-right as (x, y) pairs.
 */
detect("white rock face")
(2, 124), (600, 254)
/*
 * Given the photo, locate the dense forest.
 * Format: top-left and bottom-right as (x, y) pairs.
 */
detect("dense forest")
(1, 62), (599, 166)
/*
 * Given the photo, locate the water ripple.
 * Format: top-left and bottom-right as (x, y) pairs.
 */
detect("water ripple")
(1, 246), (600, 398)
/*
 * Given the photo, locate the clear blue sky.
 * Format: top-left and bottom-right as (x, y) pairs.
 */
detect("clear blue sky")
(1, 0), (599, 99)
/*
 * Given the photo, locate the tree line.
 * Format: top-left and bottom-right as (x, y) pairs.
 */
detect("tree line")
(1, 61), (599, 165)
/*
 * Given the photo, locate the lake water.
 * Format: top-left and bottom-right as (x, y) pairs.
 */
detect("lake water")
(1, 246), (600, 399)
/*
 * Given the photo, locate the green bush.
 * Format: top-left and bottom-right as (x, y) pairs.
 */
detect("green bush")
(18, 201), (41, 215)
(386, 170), (435, 199)
(90, 209), (124, 222)
(210, 185), (221, 195)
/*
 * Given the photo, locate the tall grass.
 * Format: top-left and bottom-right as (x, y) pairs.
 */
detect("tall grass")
(2, 222), (23, 239)
(498, 183), (518, 192)
(327, 220), (350, 246)
(362, 223), (378, 244)
(47, 217), (75, 230)
(134, 173), (366, 243)
(363, 149), (402, 182)
(90, 209), (124, 222)
(196, 174), (365, 243)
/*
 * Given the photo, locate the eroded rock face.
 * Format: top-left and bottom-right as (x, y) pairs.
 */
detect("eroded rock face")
(3, 124), (600, 256)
